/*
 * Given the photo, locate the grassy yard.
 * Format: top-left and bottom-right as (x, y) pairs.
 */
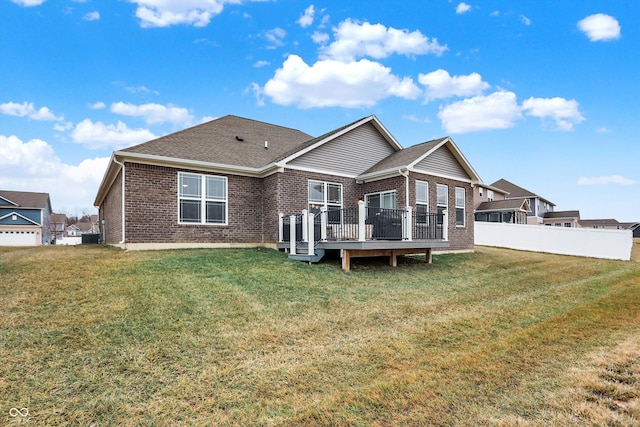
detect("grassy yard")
(1, 245), (638, 426)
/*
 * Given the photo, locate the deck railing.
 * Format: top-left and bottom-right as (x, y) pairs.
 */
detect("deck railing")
(279, 201), (448, 250)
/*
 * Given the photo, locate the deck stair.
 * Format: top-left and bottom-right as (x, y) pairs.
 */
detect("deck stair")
(287, 242), (325, 263)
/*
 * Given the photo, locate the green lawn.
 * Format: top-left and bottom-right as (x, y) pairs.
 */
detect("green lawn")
(1, 245), (638, 426)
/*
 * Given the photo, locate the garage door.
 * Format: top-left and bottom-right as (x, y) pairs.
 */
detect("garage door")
(0, 230), (38, 246)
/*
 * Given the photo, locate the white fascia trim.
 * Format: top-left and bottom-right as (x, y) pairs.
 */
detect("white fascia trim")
(0, 211), (41, 226)
(0, 196), (19, 206)
(283, 164), (357, 179)
(475, 208), (528, 213)
(355, 167), (403, 183)
(407, 167), (474, 184)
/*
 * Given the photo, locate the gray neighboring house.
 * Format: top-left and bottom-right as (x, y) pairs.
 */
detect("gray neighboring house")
(0, 190), (52, 246)
(94, 115), (482, 267)
(620, 222), (640, 238)
(473, 182), (529, 224)
(491, 179), (555, 225)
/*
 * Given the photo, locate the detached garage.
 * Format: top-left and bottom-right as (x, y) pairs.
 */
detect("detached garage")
(0, 190), (52, 246)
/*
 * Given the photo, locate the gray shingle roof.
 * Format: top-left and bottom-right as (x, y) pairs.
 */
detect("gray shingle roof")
(544, 210), (580, 219)
(476, 199), (529, 211)
(120, 115), (314, 169)
(491, 178), (555, 206)
(0, 190), (50, 209)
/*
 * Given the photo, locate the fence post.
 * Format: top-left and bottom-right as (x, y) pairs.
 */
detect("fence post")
(358, 200), (366, 242)
(278, 213), (284, 243)
(308, 213), (315, 256)
(320, 207), (327, 241)
(443, 210), (448, 241)
(289, 215), (297, 255)
(405, 206), (413, 241)
(301, 209), (308, 242)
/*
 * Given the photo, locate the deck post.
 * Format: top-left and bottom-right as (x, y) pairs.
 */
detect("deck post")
(442, 210), (448, 241)
(278, 213), (284, 243)
(289, 215), (297, 255)
(301, 209), (308, 242)
(320, 207), (327, 241)
(358, 200), (366, 242)
(307, 213), (315, 256)
(404, 206), (412, 241)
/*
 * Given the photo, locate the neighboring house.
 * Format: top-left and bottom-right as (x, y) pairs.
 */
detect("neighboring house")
(50, 213), (67, 241)
(0, 190), (52, 246)
(94, 115), (482, 268)
(620, 222), (640, 238)
(473, 183), (529, 224)
(578, 219), (622, 230)
(66, 219), (99, 237)
(491, 179), (555, 225)
(543, 210), (581, 228)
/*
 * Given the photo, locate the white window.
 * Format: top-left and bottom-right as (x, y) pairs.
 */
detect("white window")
(436, 184), (448, 224)
(366, 190), (396, 209)
(416, 181), (429, 224)
(455, 187), (465, 227)
(487, 189), (494, 202)
(479, 187), (483, 197)
(309, 180), (342, 222)
(179, 172), (227, 224)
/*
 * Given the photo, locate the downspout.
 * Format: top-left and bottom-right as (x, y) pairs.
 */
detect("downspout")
(398, 168), (410, 208)
(113, 157), (126, 245)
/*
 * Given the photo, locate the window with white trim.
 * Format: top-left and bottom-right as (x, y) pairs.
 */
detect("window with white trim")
(179, 172), (227, 224)
(455, 187), (465, 227)
(487, 189), (494, 202)
(366, 190), (396, 210)
(308, 180), (342, 222)
(436, 184), (448, 224)
(416, 181), (429, 224)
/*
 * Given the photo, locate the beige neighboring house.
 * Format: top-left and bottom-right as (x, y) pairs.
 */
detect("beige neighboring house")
(578, 218), (623, 230)
(50, 213), (67, 241)
(473, 182), (530, 224)
(491, 179), (555, 225)
(543, 210), (581, 228)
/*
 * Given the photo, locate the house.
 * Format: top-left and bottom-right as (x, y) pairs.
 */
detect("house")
(94, 115), (481, 269)
(0, 190), (52, 246)
(491, 179), (555, 225)
(620, 222), (640, 238)
(50, 213), (67, 241)
(473, 183), (529, 224)
(543, 210), (581, 228)
(578, 218), (622, 230)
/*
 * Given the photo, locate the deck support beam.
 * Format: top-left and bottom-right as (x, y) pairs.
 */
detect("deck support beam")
(341, 248), (435, 272)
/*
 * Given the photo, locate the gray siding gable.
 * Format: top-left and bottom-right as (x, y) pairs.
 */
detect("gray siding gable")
(413, 145), (471, 181)
(286, 122), (398, 177)
(0, 210), (41, 225)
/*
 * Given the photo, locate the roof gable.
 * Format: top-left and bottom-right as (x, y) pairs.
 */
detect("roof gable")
(476, 199), (530, 212)
(0, 190), (50, 210)
(284, 118), (399, 177)
(491, 178), (555, 206)
(0, 211), (41, 226)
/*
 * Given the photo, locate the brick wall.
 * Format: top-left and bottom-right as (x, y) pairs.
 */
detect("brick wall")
(99, 170), (122, 244)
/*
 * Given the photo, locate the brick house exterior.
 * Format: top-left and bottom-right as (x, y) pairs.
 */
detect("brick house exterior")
(95, 115), (481, 252)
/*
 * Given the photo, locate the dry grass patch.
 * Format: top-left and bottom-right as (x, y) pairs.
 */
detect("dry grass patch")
(1, 245), (639, 425)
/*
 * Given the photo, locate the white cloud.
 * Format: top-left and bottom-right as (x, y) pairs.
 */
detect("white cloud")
(253, 60), (270, 68)
(0, 134), (110, 211)
(110, 102), (194, 125)
(595, 126), (612, 133)
(312, 31), (329, 44)
(577, 14), (621, 41)
(298, 5), (314, 28)
(456, 3), (471, 14)
(84, 11), (100, 21)
(53, 122), (74, 132)
(418, 69), (490, 102)
(262, 54), (420, 108)
(264, 28), (286, 48)
(71, 119), (156, 149)
(130, 0), (235, 28)
(0, 101), (63, 121)
(438, 91), (522, 134)
(10, 0), (45, 6)
(578, 175), (636, 186)
(521, 97), (585, 131)
(89, 102), (106, 109)
(320, 19), (448, 61)
(520, 15), (531, 26)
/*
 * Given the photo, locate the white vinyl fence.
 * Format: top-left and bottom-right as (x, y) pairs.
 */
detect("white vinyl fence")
(475, 222), (633, 261)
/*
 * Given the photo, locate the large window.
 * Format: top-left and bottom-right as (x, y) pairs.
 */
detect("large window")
(309, 180), (342, 221)
(179, 172), (227, 224)
(436, 184), (448, 224)
(455, 187), (465, 227)
(416, 181), (428, 223)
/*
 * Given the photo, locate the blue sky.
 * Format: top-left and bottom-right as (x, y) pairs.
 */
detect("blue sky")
(1, 0), (638, 221)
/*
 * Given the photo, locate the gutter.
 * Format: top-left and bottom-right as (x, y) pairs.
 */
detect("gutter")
(113, 157), (126, 245)
(398, 168), (410, 208)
